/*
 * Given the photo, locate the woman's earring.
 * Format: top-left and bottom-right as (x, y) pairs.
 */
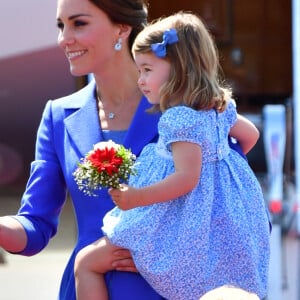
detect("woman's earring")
(114, 38), (122, 51)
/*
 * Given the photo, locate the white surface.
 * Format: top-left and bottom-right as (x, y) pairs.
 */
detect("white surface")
(292, 0), (300, 234)
(0, 0), (58, 59)
(0, 250), (69, 300)
(0, 197), (75, 300)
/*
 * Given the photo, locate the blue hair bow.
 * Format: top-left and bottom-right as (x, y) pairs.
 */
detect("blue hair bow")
(151, 28), (179, 58)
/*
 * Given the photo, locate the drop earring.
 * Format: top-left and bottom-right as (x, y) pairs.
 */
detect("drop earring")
(114, 38), (122, 51)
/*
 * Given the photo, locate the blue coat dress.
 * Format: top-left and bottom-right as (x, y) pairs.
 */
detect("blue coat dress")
(12, 80), (162, 300)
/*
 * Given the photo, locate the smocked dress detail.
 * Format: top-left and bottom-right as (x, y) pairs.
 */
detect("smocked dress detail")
(102, 102), (270, 300)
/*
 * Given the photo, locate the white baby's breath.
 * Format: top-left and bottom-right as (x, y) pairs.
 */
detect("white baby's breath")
(73, 140), (136, 196)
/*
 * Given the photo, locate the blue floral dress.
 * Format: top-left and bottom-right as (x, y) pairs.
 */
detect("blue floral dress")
(102, 102), (270, 300)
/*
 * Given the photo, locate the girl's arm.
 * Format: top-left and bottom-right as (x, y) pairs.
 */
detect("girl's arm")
(109, 141), (202, 210)
(230, 114), (260, 154)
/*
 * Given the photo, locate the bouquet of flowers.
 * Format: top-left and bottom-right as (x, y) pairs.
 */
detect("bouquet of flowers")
(73, 140), (137, 196)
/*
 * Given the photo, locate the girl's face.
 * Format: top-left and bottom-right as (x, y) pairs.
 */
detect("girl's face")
(56, 0), (121, 76)
(135, 52), (171, 104)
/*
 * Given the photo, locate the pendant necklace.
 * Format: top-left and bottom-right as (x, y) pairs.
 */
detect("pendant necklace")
(108, 112), (115, 119)
(97, 95), (116, 119)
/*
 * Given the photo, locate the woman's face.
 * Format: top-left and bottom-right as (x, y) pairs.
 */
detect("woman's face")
(56, 0), (121, 76)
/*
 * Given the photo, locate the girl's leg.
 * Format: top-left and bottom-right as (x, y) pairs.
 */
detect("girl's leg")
(74, 236), (122, 300)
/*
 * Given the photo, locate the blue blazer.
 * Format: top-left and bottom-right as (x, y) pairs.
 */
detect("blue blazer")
(15, 80), (162, 300)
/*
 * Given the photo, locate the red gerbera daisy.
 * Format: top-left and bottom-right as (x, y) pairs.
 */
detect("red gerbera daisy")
(87, 147), (123, 175)
(73, 140), (137, 196)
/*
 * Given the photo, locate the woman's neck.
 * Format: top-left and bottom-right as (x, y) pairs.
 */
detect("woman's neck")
(94, 60), (140, 106)
(94, 62), (142, 131)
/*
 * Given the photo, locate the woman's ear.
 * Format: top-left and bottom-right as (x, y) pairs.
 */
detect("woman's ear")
(117, 24), (132, 39)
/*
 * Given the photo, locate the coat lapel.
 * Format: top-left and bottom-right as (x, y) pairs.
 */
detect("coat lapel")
(64, 81), (160, 157)
(64, 81), (102, 156)
(124, 96), (160, 155)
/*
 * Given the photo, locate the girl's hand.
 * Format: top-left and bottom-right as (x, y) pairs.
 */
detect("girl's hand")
(111, 248), (138, 272)
(108, 185), (140, 210)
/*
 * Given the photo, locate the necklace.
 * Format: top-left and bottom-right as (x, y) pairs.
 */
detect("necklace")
(97, 95), (116, 119)
(108, 112), (115, 119)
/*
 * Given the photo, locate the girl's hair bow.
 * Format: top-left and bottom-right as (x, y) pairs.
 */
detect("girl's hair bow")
(151, 28), (179, 58)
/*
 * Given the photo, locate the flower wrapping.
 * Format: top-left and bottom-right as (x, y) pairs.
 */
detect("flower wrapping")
(73, 140), (137, 196)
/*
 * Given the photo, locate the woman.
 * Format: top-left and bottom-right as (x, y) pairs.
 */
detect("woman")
(0, 0), (254, 299)
(0, 0), (162, 299)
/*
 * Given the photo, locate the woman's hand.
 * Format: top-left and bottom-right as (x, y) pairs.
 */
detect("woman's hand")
(0, 216), (27, 253)
(111, 248), (138, 272)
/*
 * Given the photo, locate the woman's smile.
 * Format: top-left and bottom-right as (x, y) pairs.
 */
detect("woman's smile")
(66, 49), (88, 60)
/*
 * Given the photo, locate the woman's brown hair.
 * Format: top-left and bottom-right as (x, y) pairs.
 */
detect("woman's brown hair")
(89, 0), (148, 48)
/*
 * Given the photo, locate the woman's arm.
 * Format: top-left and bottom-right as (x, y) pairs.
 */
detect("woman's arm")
(109, 141), (202, 210)
(0, 216), (27, 253)
(230, 114), (260, 154)
(0, 101), (67, 256)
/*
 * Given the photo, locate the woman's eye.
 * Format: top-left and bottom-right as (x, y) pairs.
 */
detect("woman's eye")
(56, 21), (64, 30)
(74, 20), (88, 27)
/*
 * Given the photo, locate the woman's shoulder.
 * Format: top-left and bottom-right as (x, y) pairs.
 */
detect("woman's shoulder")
(51, 81), (96, 109)
(40, 81), (97, 127)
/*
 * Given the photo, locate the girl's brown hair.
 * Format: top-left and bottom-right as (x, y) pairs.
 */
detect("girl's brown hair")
(132, 11), (232, 112)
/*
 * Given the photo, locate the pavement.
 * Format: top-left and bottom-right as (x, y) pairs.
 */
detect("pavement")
(0, 196), (75, 300)
(0, 249), (70, 300)
(0, 196), (300, 300)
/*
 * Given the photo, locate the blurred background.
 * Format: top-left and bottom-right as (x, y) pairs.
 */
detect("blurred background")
(0, 0), (299, 299)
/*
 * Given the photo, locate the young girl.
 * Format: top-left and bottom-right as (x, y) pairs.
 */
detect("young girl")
(74, 11), (270, 300)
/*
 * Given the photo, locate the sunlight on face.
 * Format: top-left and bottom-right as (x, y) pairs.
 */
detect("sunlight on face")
(56, 0), (120, 76)
(134, 52), (171, 104)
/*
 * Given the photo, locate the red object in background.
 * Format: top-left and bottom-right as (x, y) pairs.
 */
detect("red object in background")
(269, 200), (282, 214)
